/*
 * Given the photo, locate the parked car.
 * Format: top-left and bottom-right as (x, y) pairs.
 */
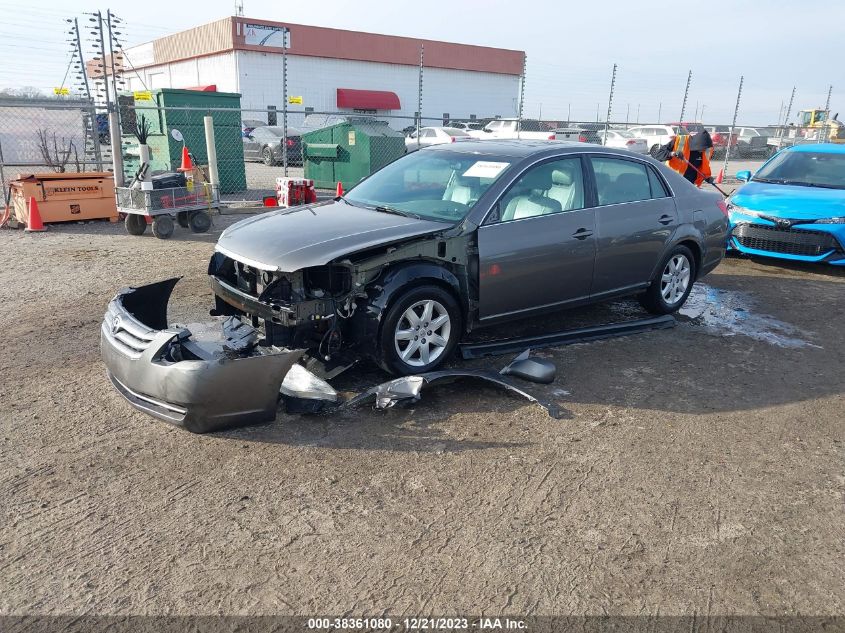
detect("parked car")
(481, 118), (556, 140)
(703, 126), (738, 158)
(205, 141), (727, 375)
(628, 125), (689, 156)
(735, 127), (774, 157)
(727, 144), (845, 266)
(242, 125), (303, 166)
(564, 123), (605, 144)
(596, 129), (649, 153)
(447, 120), (486, 133)
(405, 126), (473, 152)
(669, 121), (705, 134)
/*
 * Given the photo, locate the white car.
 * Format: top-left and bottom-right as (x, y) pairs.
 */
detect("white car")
(596, 129), (649, 154)
(405, 127), (472, 152)
(627, 125), (687, 156)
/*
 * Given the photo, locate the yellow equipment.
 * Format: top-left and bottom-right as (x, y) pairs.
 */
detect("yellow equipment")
(796, 109), (845, 143)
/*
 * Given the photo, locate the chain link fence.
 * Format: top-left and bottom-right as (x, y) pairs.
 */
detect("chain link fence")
(3, 98), (843, 209)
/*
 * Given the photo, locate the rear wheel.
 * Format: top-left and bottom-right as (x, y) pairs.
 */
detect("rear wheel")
(176, 211), (190, 228)
(649, 144), (661, 157)
(639, 245), (696, 314)
(124, 213), (147, 236)
(378, 285), (462, 375)
(188, 210), (211, 233)
(152, 215), (174, 239)
(262, 147), (275, 166)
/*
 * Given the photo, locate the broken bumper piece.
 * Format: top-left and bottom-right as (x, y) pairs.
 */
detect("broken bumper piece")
(100, 278), (303, 434)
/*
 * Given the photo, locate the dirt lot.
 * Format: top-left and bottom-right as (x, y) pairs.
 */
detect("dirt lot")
(0, 215), (843, 618)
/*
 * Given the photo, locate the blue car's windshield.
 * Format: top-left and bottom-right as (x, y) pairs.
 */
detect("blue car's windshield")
(344, 150), (513, 222)
(753, 151), (845, 189)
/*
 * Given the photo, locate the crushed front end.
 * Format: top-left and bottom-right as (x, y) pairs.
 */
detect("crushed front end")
(100, 278), (303, 433)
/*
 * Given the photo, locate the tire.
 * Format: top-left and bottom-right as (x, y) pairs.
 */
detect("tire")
(649, 144), (661, 157)
(124, 213), (147, 236)
(639, 245), (697, 315)
(377, 284), (463, 375)
(189, 210), (211, 233)
(151, 215), (175, 240)
(262, 147), (275, 166)
(176, 211), (190, 228)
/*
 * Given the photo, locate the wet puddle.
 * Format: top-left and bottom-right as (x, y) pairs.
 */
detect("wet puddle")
(678, 284), (820, 348)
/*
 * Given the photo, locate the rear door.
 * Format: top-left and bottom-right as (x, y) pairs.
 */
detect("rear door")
(477, 156), (596, 319)
(587, 155), (678, 299)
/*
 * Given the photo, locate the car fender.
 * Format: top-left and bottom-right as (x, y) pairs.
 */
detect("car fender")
(656, 226), (705, 279)
(356, 262), (464, 356)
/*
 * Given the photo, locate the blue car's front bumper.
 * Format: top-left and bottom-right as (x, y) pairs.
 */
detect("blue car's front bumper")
(728, 213), (845, 266)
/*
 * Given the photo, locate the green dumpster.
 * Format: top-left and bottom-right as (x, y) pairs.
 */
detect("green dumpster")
(302, 120), (405, 190)
(119, 88), (246, 194)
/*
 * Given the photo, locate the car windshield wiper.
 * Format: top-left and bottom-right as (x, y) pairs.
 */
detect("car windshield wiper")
(373, 205), (421, 220)
(779, 181), (844, 189)
(752, 177), (788, 184)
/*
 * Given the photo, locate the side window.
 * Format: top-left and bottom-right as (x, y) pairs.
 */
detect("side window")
(491, 157), (585, 223)
(591, 157), (653, 205)
(421, 129), (435, 138)
(647, 167), (670, 198)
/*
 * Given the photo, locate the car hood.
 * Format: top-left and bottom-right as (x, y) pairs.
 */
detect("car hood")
(216, 200), (449, 271)
(731, 181), (845, 220)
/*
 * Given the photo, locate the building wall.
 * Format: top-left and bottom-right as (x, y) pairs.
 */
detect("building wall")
(124, 52), (239, 95)
(235, 50), (519, 121)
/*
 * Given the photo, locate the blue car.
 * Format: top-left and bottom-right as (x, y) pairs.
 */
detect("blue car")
(727, 143), (845, 265)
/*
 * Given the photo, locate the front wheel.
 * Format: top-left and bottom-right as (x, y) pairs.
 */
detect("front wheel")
(188, 210), (211, 233)
(124, 213), (147, 235)
(152, 215), (175, 239)
(378, 285), (462, 375)
(262, 147), (275, 166)
(639, 245), (696, 314)
(649, 144), (661, 157)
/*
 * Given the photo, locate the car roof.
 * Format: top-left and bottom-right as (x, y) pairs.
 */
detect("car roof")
(425, 139), (635, 158)
(788, 143), (845, 154)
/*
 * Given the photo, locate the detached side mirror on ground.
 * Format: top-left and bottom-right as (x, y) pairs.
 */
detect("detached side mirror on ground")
(736, 170), (752, 182)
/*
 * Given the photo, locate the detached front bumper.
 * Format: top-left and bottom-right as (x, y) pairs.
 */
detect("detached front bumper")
(100, 278), (303, 433)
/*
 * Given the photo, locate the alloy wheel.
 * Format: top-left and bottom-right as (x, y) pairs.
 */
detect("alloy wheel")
(393, 299), (451, 367)
(660, 254), (691, 305)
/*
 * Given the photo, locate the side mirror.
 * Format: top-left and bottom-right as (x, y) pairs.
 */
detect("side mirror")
(736, 170), (752, 182)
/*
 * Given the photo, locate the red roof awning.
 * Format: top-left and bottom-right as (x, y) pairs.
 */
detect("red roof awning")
(336, 88), (400, 110)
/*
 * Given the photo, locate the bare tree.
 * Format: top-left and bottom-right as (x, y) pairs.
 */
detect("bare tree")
(0, 86), (47, 99)
(36, 129), (77, 173)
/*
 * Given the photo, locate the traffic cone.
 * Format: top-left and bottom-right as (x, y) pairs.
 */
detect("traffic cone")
(177, 145), (193, 172)
(25, 196), (46, 232)
(335, 181), (343, 197)
(715, 168), (724, 184)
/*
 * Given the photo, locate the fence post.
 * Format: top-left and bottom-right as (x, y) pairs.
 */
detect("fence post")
(204, 115), (219, 191)
(819, 85), (832, 143)
(0, 136), (7, 208)
(281, 26), (289, 177)
(417, 45), (424, 148)
(603, 63), (617, 146)
(678, 70), (692, 124)
(517, 53), (526, 138)
(722, 75), (743, 180)
(108, 111), (124, 186)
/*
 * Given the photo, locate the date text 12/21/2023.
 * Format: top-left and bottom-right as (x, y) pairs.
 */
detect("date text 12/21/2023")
(306, 617), (528, 630)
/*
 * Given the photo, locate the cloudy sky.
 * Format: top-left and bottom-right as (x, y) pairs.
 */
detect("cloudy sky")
(2, 0), (840, 124)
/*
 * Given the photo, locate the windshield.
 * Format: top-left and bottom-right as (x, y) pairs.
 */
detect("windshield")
(753, 151), (845, 189)
(345, 150), (513, 222)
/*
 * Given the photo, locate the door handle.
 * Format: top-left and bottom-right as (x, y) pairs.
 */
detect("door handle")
(572, 228), (593, 240)
(658, 214), (674, 225)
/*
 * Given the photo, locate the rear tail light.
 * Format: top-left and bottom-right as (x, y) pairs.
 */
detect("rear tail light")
(716, 200), (728, 217)
(579, 134), (587, 142)
(286, 138), (295, 147)
(547, 134), (555, 140)
(626, 139), (636, 145)
(450, 136), (456, 143)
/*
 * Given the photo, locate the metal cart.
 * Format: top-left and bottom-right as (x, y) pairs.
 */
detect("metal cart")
(116, 184), (219, 239)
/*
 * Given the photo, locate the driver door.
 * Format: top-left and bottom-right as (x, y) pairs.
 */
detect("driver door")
(477, 156), (596, 320)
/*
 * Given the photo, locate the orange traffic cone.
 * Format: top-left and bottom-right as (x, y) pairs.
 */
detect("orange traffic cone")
(177, 145), (193, 172)
(715, 168), (724, 184)
(25, 196), (46, 232)
(336, 181), (343, 197)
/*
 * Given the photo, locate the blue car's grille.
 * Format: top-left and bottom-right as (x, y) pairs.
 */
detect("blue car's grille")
(732, 223), (840, 257)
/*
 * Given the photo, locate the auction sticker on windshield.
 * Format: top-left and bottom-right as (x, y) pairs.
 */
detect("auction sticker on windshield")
(463, 161), (510, 178)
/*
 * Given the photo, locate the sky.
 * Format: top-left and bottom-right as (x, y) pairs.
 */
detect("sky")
(1, 0), (841, 125)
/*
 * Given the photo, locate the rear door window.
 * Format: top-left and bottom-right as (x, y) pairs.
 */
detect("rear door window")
(590, 157), (654, 205)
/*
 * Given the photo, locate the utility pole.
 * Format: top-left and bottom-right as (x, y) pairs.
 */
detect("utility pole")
(625, 103), (630, 126)
(567, 103), (571, 123)
(782, 86), (796, 126)
(819, 85), (833, 143)
(636, 103), (640, 124)
(90, 11), (110, 113)
(658, 102), (662, 123)
(106, 10), (120, 106)
(722, 75), (743, 176)
(678, 70), (692, 124)
(70, 18), (91, 99)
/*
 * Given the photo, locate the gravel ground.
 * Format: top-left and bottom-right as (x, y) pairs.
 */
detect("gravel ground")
(0, 216), (843, 617)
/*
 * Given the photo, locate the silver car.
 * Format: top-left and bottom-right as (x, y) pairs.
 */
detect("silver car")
(101, 140), (728, 431)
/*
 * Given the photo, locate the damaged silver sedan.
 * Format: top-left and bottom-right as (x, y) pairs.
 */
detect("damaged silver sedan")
(101, 140), (728, 432)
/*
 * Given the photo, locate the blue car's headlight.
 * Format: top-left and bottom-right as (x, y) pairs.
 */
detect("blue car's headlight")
(815, 217), (845, 224)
